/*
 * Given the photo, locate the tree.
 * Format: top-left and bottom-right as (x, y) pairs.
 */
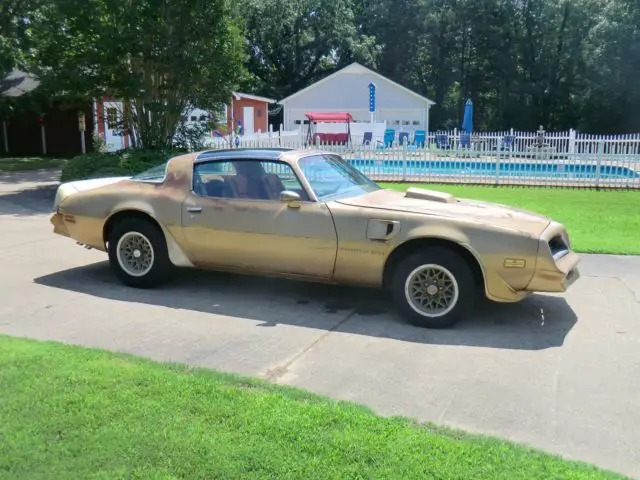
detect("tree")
(0, 0), (40, 91)
(13, 0), (640, 136)
(578, 0), (640, 132)
(352, 0), (640, 132)
(239, 0), (380, 100)
(25, 0), (247, 148)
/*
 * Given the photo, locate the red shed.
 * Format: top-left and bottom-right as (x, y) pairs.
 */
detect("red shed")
(227, 92), (276, 136)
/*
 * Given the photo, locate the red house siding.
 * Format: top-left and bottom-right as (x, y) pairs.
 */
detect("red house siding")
(95, 96), (130, 148)
(94, 95), (271, 142)
(95, 98), (105, 137)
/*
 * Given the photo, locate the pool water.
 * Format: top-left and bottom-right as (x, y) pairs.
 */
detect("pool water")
(348, 159), (640, 180)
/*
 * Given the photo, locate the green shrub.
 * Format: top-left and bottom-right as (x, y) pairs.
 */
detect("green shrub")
(60, 148), (186, 182)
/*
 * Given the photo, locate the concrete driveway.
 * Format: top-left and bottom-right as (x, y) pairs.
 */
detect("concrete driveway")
(1, 170), (639, 478)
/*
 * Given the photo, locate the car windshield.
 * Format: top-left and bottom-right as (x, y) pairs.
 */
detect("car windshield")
(131, 162), (168, 182)
(298, 154), (380, 201)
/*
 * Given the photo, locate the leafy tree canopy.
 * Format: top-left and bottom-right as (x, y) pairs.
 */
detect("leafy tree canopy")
(3, 0), (640, 133)
(23, 0), (247, 147)
(239, 0), (380, 99)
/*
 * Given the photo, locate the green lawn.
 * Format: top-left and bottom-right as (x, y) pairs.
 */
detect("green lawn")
(0, 156), (67, 172)
(381, 183), (640, 255)
(0, 335), (624, 479)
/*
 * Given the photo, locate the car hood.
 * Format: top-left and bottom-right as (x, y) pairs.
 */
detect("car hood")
(335, 187), (551, 237)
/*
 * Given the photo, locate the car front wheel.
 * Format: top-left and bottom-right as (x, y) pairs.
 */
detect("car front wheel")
(391, 247), (478, 328)
(107, 218), (173, 288)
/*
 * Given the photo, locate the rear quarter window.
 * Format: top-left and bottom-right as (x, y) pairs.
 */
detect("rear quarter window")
(131, 162), (169, 182)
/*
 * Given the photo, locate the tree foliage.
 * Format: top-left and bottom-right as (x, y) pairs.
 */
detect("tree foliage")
(24, 0), (246, 148)
(244, 0), (640, 132)
(0, 0), (39, 78)
(239, 0), (380, 99)
(3, 0), (640, 134)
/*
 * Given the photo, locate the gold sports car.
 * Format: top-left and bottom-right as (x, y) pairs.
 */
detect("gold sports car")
(51, 148), (581, 328)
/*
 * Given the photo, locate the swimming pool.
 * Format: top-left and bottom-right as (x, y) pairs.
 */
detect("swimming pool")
(348, 158), (640, 181)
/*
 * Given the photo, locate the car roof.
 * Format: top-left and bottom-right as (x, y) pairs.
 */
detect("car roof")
(193, 148), (295, 164)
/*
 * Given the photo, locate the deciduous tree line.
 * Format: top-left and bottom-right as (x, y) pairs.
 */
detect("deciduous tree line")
(1, 0), (638, 148)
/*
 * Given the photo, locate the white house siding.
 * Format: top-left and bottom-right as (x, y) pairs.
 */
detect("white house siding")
(185, 107), (213, 123)
(281, 64), (433, 134)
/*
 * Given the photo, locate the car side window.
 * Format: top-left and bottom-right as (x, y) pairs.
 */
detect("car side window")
(259, 161), (309, 200)
(193, 160), (237, 198)
(194, 159), (308, 201)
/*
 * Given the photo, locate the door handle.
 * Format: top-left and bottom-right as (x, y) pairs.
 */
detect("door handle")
(187, 206), (203, 213)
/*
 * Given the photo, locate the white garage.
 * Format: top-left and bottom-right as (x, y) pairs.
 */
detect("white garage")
(278, 62), (435, 135)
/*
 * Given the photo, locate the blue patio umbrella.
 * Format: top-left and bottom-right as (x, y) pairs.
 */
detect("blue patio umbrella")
(461, 98), (473, 133)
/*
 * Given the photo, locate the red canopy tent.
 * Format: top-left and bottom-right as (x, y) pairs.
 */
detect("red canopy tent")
(304, 112), (353, 146)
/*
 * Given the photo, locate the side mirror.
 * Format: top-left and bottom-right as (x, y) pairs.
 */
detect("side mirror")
(280, 190), (301, 208)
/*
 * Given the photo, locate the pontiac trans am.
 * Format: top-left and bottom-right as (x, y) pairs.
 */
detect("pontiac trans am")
(50, 148), (581, 328)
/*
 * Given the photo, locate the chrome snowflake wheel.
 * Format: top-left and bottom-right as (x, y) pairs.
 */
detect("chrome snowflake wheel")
(404, 264), (460, 318)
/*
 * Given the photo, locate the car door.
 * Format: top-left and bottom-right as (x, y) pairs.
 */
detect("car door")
(181, 158), (338, 279)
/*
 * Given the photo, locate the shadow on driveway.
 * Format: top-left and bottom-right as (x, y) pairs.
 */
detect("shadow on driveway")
(34, 261), (578, 351)
(0, 168), (60, 185)
(0, 184), (57, 216)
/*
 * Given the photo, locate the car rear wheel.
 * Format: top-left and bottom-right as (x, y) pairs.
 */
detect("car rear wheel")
(391, 247), (477, 328)
(107, 218), (173, 288)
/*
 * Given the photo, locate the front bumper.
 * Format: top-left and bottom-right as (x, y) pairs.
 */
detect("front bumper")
(525, 250), (581, 293)
(524, 221), (581, 293)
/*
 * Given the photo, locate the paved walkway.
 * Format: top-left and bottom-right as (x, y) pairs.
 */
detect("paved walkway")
(1, 169), (639, 478)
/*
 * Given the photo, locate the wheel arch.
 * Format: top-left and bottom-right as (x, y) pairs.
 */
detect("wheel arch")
(382, 237), (486, 294)
(102, 208), (194, 268)
(103, 209), (161, 245)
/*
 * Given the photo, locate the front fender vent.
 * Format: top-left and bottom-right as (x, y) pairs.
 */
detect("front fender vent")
(366, 219), (400, 241)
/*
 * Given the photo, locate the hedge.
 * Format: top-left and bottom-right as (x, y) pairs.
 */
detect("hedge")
(59, 148), (186, 182)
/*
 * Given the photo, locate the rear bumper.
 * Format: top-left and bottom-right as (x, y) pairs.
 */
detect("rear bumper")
(50, 212), (71, 237)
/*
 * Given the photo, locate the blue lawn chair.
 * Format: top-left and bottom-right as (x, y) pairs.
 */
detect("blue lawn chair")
(384, 128), (395, 147)
(500, 135), (515, 150)
(398, 132), (410, 146)
(460, 133), (471, 148)
(435, 134), (451, 149)
(362, 131), (373, 145)
(413, 130), (426, 148)
(378, 128), (395, 149)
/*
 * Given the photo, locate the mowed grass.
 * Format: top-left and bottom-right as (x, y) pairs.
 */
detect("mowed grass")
(0, 335), (624, 479)
(0, 156), (67, 172)
(381, 183), (640, 255)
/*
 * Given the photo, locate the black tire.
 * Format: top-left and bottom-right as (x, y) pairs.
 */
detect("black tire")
(390, 247), (478, 329)
(107, 217), (173, 288)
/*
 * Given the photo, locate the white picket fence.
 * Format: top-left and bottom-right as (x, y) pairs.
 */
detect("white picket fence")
(427, 129), (640, 157)
(208, 127), (640, 154)
(199, 132), (640, 189)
